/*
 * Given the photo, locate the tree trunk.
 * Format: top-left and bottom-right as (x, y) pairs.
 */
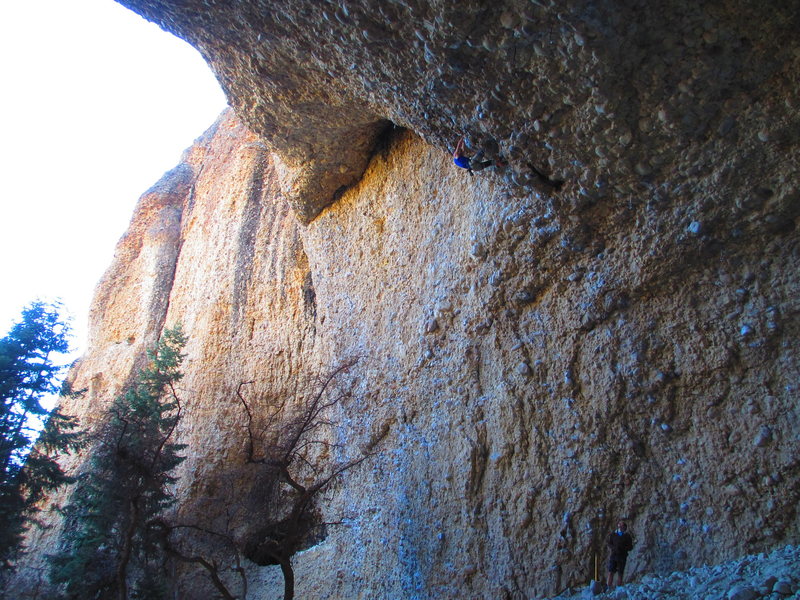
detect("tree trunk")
(278, 556), (295, 600)
(117, 498), (139, 600)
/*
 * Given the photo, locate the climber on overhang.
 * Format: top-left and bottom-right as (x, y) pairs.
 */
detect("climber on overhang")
(452, 137), (500, 176)
(453, 137), (563, 191)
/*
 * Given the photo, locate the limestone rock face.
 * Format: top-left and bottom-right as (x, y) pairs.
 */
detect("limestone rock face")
(17, 1), (800, 598)
(24, 111), (798, 598)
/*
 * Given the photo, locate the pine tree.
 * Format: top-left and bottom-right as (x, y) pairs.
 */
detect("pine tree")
(49, 325), (188, 600)
(0, 301), (82, 569)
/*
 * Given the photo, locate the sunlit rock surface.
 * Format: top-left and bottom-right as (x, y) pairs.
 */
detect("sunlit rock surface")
(15, 0), (800, 598)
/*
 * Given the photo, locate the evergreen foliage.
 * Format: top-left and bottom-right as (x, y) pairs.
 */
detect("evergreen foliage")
(0, 301), (82, 568)
(49, 325), (187, 600)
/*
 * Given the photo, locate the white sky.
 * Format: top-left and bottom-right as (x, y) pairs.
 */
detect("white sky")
(0, 0), (227, 356)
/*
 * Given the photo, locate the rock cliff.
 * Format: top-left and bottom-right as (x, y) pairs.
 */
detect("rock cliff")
(17, 0), (800, 598)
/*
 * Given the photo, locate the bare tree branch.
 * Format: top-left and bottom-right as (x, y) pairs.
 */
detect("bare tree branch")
(166, 549), (236, 600)
(235, 382), (257, 463)
(150, 519), (240, 600)
(169, 357), (378, 600)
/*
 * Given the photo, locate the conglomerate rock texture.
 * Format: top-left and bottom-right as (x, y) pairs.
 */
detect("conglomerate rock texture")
(17, 0), (800, 598)
(119, 0), (800, 225)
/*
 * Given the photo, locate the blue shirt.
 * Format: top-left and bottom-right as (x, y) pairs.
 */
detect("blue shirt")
(454, 156), (470, 169)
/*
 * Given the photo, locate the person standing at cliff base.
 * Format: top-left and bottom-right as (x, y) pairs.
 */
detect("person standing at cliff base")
(606, 520), (634, 589)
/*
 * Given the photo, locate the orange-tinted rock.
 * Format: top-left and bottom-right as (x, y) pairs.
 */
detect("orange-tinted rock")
(14, 1), (800, 596)
(16, 109), (799, 599)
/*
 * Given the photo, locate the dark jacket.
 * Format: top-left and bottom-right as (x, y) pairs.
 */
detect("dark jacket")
(607, 531), (633, 558)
